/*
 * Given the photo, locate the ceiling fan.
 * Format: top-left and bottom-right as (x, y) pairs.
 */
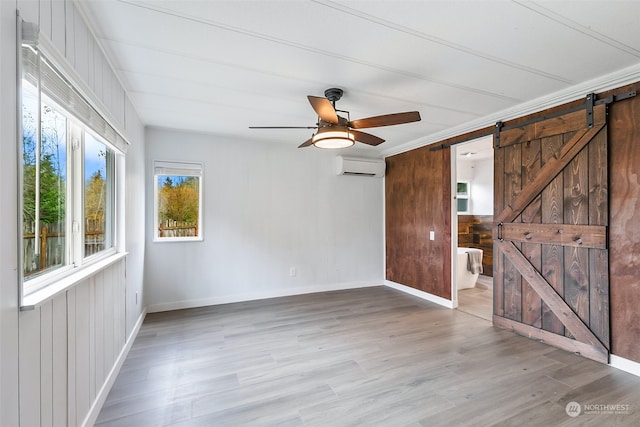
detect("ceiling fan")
(249, 88), (421, 149)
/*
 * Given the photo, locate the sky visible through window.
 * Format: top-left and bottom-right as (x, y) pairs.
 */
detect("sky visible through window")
(85, 132), (107, 183)
(23, 87), (107, 185)
(22, 89), (68, 176)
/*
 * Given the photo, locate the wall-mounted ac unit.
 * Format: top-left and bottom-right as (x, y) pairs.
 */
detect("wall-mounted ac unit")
(336, 156), (386, 178)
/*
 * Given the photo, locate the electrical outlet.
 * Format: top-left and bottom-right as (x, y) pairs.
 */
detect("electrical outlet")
(289, 267), (296, 277)
(430, 231), (435, 240)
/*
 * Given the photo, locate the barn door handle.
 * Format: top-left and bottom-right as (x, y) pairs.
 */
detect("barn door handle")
(574, 236), (583, 245)
(497, 222), (504, 242)
(524, 232), (533, 240)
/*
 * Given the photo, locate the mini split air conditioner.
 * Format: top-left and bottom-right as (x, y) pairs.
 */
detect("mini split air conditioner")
(336, 156), (386, 178)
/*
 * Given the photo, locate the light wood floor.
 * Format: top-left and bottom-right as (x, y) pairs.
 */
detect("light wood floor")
(457, 275), (493, 321)
(96, 286), (640, 426)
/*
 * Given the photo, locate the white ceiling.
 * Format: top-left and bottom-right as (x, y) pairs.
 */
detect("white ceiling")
(81, 0), (640, 155)
(456, 135), (493, 160)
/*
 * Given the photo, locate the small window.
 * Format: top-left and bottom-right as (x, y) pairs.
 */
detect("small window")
(457, 180), (470, 214)
(154, 161), (203, 242)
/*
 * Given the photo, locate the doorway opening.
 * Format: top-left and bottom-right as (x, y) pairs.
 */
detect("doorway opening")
(452, 135), (494, 321)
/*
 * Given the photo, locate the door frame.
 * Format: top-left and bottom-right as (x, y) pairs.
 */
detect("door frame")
(450, 136), (494, 306)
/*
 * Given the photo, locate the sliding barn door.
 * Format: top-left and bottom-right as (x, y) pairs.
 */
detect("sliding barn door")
(493, 103), (609, 363)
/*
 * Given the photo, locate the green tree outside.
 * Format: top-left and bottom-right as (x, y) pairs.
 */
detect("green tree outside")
(158, 176), (199, 223)
(22, 101), (67, 227)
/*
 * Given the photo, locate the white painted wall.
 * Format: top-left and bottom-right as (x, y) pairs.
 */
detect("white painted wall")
(124, 97), (146, 335)
(470, 157), (493, 215)
(144, 127), (385, 311)
(457, 158), (474, 181)
(1, 1), (146, 425)
(0, 1), (20, 426)
(456, 157), (493, 215)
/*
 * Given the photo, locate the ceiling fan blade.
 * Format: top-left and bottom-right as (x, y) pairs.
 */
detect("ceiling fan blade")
(307, 96), (339, 124)
(351, 130), (385, 146)
(349, 111), (421, 129)
(298, 137), (314, 148)
(249, 126), (317, 129)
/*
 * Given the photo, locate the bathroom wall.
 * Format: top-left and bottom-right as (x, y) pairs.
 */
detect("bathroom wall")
(456, 157), (493, 215)
(458, 215), (493, 276)
(471, 157), (493, 215)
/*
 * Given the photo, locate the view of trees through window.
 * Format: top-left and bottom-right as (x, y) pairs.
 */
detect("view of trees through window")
(22, 89), (67, 277)
(22, 87), (115, 278)
(84, 133), (111, 256)
(21, 45), (121, 295)
(157, 175), (200, 238)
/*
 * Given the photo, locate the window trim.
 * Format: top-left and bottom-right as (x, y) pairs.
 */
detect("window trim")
(20, 85), (120, 297)
(18, 18), (128, 308)
(153, 160), (204, 243)
(82, 128), (117, 261)
(21, 252), (126, 311)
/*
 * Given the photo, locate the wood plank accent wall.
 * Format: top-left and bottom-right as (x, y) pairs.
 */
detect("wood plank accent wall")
(457, 215), (493, 277)
(386, 146), (452, 299)
(608, 83), (640, 362)
(19, 261), (127, 427)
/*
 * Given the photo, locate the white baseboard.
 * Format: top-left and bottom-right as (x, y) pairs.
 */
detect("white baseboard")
(82, 308), (147, 427)
(146, 281), (383, 313)
(610, 354), (640, 378)
(385, 280), (455, 308)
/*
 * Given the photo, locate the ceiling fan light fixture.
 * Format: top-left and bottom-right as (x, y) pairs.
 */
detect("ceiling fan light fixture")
(312, 127), (355, 149)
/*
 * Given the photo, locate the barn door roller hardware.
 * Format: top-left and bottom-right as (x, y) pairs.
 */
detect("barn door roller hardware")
(494, 121), (503, 149)
(493, 90), (636, 148)
(585, 93), (595, 128)
(588, 90), (636, 127)
(430, 89), (636, 152)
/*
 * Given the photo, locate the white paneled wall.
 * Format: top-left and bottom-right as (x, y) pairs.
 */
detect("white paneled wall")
(19, 261), (126, 426)
(145, 128), (384, 312)
(0, 1), (146, 426)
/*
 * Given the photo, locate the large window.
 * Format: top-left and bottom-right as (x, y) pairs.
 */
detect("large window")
(153, 161), (203, 242)
(20, 38), (123, 298)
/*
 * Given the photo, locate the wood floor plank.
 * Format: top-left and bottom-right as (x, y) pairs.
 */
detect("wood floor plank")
(95, 287), (640, 426)
(457, 274), (493, 321)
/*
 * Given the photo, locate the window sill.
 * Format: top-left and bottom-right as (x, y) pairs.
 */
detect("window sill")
(152, 237), (203, 243)
(20, 252), (128, 311)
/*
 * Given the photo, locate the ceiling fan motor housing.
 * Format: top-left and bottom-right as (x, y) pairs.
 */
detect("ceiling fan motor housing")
(324, 88), (344, 103)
